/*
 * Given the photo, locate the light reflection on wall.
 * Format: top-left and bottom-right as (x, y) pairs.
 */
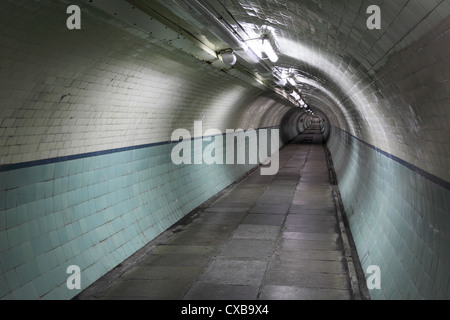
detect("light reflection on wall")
(277, 37), (390, 146)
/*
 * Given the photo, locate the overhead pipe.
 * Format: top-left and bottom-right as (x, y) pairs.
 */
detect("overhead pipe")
(175, 0), (271, 73)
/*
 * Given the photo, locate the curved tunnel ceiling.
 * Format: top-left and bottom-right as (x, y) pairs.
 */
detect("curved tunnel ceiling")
(123, 0), (449, 182)
(0, 0), (448, 300)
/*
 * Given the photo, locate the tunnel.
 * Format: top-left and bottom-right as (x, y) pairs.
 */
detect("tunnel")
(0, 0), (449, 301)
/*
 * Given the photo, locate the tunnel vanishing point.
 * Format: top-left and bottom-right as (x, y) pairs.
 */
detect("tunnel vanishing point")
(0, 0), (449, 300)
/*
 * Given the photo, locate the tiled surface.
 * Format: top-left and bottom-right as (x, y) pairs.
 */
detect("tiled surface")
(328, 127), (450, 299)
(169, 0), (450, 183)
(0, 0), (314, 300)
(0, 128), (281, 300)
(0, 0), (305, 167)
(79, 124), (355, 300)
(1, 0), (448, 302)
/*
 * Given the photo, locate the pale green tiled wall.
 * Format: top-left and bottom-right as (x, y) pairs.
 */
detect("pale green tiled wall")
(328, 127), (450, 300)
(0, 128), (280, 299)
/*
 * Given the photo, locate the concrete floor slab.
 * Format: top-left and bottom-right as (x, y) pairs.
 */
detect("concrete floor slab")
(285, 213), (337, 222)
(181, 223), (236, 232)
(98, 279), (191, 299)
(165, 235), (228, 246)
(266, 185), (298, 192)
(291, 198), (335, 208)
(285, 215), (339, 228)
(191, 212), (246, 225)
(288, 206), (336, 215)
(271, 174), (300, 181)
(281, 238), (342, 251)
(166, 224), (236, 246)
(138, 254), (211, 267)
(78, 125), (359, 300)
(283, 224), (339, 234)
(199, 259), (267, 286)
(232, 224), (280, 240)
(255, 195), (294, 205)
(250, 204), (290, 215)
(268, 179), (299, 187)
(203, 207), (250, 213)
(184, 284), (259, 300)
(216, 200), (259, 207)
(281, 231), (340, 242)
(259, 285), (351, 300)
(277, 249), (344, 262)
(211, 201), (254, 209)
(121, 266), (204, 281)
(269, 257), (348, 274)
(265, 269), (350, 290)
(219, 239), (275, 259)
(242, 214), (286, 226)
(152, 245), (217, 255)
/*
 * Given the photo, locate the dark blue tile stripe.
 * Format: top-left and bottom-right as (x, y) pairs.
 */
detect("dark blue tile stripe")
(0, 126), (280, 172)
(333, 126), (450, 191)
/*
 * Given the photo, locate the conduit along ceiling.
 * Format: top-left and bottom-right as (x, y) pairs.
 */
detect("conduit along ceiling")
(124, 0), (333, 116)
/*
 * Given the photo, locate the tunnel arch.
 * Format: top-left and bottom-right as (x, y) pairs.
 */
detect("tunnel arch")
(0, 0), (449, 300)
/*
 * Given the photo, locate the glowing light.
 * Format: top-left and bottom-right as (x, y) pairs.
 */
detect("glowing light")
(262, 38), (279, 63)
(287, 77), (296, 86)
(290, 91), (300, 100)
(277, 38), (383, 136)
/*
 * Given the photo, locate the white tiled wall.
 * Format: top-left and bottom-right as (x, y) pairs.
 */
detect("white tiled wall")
(328, 127), (450, 299)
(0, 0), (304, 300)
(0, 0), (294, 167)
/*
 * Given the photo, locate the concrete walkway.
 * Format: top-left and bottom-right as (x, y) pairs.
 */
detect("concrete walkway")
(77, 125), (357, 300)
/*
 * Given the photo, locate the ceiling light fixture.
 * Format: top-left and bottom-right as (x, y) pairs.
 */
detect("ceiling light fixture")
(287, 77), (296, 86)
(290, 91), (300, 100)
(275, 78), (287, 87)
(246, 34), (279, 64)
(176, 0), (263, 65)
(261, 36), (279, 63)
(218, 50), (237, 66)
